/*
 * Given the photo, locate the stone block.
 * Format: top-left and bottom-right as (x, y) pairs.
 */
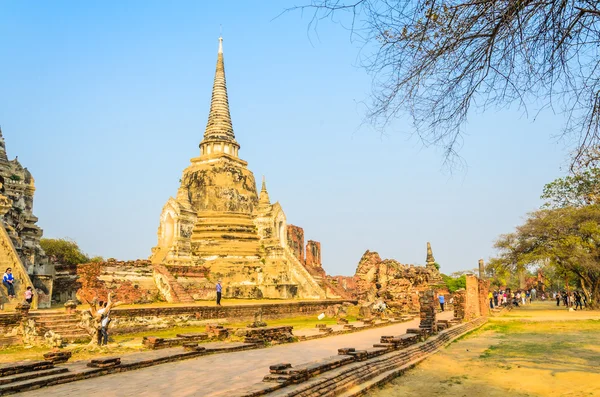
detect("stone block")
(43, 351), (72, 364)
(269, 363), (292, 373)
(87, 357), (121, 368)
(337, 347), (355, 355)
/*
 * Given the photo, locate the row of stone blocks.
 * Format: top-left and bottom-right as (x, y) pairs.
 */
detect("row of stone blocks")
(142, 333), (209, 350)
(241, 326), (294, 345)
(229, 317), (487, 397)
(0, 341), (262, 395)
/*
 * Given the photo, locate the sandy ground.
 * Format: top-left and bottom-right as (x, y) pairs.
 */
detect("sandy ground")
(367, 302), (600, 397)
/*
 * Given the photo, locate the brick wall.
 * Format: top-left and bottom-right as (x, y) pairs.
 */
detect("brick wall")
(107, 300), (357, 334)
(287, 225), (305, 264)
(478, 278), (491, 317)
(0, 313), (20, 335)
(305, 241), (321, 267)
(464, 275), (481, 321)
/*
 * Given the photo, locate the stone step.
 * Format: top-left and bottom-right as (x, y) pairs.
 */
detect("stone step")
(60, 333), (90, 343)
(36, 319), (80, 325)
(0, 371), (77, 395)
(40, 325), (83, 333)
(0, 367), (69, 386)
(0, 361), (54, 377)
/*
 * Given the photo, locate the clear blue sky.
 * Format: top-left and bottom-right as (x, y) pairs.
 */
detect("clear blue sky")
(0, 1), (568, 276)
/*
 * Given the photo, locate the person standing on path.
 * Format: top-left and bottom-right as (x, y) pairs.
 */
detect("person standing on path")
(488, 291), (494, 309)
(216, 280), (222, 306)
(438, 294), (445, 312)
(556, 292), (561, 307)
(531, 287), (537, 300)
(2, 268), (15, 299)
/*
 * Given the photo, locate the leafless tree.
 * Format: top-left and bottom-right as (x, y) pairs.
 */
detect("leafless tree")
(288, 0), (600, 169)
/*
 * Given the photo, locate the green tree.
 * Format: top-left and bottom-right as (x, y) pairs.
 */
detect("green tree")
(541, 168), (600, 208)
(441, 273), (466, 293)
(40, 238), (89, 267)
(493, 205), (600, 306)
(291, 1), (600, 167)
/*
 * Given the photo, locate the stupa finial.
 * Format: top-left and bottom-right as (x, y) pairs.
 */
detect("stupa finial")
(199, 36), (238, 152)
(426, 242), (436, 265)
(259, 176), (271, 206)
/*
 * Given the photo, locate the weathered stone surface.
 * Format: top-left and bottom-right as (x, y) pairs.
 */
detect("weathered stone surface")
(354, 250), (443, 309)
(43, 351), (72, 364)
(148, 38), (327, 301)
(0, 129), (51, 310)
(87, 357), (121, 368)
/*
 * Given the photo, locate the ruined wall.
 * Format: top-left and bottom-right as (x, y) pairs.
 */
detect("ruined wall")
(107, 299), (357, 334)
(305, 240), (321, 267)
(286, 225), (304, 264)
(352, 250), (443, 312)
(419, 290), (437, 333)
(464, 275), (481, 321)
(453, 290), (466, 320)
(478, 278), (491, 317)
(453, 275), (489, 321)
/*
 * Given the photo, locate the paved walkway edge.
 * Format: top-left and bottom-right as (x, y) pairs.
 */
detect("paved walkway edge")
(229, 317), (487, 397)
(0, 343), (260, 395)
(339, 318), (488, 397)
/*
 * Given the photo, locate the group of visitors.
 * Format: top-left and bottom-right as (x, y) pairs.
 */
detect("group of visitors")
(488, 287), (541, 309)
(2, 267), (34, 305)
(553, 291), (587, 310)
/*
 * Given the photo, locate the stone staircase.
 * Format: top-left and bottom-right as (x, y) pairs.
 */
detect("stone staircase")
(28, 312), (90, 343)
(0, 360), (70, 394)
(153, 264), (195, 304)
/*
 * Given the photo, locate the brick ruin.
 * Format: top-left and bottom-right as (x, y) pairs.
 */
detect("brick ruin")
(331, 243), (445, 313)
(0, 128), (52, 310)
(453, 274), (490, 321)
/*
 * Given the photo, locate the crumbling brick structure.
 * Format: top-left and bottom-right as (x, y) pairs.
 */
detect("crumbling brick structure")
(286, 225), (305, 264)
(454, 275), (490, 322)
(419, 290), (437, 334)
(306, 241), (321, 267)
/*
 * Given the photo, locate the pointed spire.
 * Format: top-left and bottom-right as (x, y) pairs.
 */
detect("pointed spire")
(426, 242), (435, 265)
(259, 176), (271, 206)
(201, 36), (237, 145)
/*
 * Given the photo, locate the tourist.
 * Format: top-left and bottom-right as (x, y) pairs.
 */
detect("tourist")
(493, 290), (499, 307)
(24, 286), (33, 304)
(438, 293), (445, 311)
(96, 301), (107, 345)
(2, 268), (15, 299)
(488, 291), (493, 309)
(574, 291), (583, 310)
(521, 291), (527, 305)
(216, 280), (222, 306)
(516, 291), (521, 305)
(530, 287), (537, 300)
(502, 291), (507, 305)
(525, 290), (530, 304)
(556, 292), (561, 307)
(100, 306), (111, 346)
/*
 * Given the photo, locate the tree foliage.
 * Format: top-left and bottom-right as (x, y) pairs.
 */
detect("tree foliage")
(291, 0), (600, 167)
(40, 238), (89, 267)
(493, 205), (600, 306)
(441, 273), (466, 292)
(541, 167), (600, 208)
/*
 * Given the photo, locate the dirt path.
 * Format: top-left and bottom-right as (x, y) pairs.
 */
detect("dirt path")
(367, 302), (600, 397)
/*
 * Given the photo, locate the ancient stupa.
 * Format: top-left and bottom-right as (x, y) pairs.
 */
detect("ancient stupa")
(150, 38), (326, 300)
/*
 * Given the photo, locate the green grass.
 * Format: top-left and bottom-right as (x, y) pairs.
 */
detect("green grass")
(113, 315), (353, 343)
(478, 319), (600, 369)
